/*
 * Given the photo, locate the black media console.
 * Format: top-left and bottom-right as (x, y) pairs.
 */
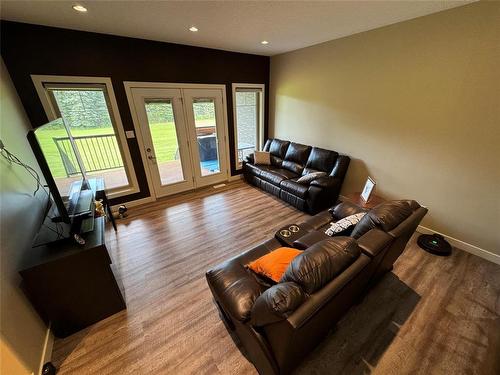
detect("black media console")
(19, 178), (125, 337)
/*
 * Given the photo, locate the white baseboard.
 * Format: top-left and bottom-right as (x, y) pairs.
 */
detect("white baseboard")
(38, 325), (54, 375)
(417, 225), (500, 265)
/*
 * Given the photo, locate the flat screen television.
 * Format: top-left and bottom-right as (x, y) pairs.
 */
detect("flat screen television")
(27, 118), (92, 225)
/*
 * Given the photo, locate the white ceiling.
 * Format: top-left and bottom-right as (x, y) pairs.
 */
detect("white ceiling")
(1, 1), (475, 56)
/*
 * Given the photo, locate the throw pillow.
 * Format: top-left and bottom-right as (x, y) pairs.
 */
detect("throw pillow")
(254, 151), (271, 165)
(296, 171), (327, 185)
(325, 212), (366, 237)
(248, 247), (302, 283)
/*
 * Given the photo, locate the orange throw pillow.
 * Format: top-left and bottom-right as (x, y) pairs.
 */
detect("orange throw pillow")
(248, 247), (302, 283)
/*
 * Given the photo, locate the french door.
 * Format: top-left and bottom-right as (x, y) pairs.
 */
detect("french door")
(128, 85), (229, 198)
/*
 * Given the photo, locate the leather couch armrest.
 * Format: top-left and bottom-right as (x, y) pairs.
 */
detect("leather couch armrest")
(330, 155), (350, 179)
(251, 282), (306, 327)
(206, 238), (281, 322)
(245, 153), (255, 164)
(287, 253), (370, 329)
(328, 201), (367, 220)
(293, 231), (331, 250)
(298, 210), (332, 231)
(309, 176), (341, 189)
(356, 228), (393, 258)
(206, 259), (264, 323)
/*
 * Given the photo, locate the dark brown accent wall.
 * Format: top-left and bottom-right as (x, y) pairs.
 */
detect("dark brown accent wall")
(1, 21), (270, 204)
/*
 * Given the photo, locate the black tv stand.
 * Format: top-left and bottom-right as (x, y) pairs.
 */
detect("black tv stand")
(19, 178), (125, 338)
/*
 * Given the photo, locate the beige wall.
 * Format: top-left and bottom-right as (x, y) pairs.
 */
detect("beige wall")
(270, 2), (500, 254)
(0, 58), (52, 374)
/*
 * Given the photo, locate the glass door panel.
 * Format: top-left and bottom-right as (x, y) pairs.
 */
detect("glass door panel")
(144, 100), (185, 185)
(48, 87), (131, 190)
(234, 88), (263, 168)
(183, 88), (228, 187)
(192, 99), (221, 176)
(130, 88), (194, 197)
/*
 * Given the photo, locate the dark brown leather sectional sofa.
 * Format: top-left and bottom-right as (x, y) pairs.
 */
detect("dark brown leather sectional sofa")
(206, 200), (427, 375)
(243, 138), (350, 214)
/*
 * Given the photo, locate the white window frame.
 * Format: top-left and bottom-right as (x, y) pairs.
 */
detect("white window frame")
(31, 75), (139, 198)
(232, 83), (265, 170)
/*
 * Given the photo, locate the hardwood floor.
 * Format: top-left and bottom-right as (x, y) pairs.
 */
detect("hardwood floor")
(52, 181), (500, 375)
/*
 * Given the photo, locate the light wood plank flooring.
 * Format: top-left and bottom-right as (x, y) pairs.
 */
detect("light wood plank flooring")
(52, 180), (500, 375)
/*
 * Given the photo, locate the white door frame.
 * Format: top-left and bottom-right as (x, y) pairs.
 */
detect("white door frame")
(124, 81), (231, 201)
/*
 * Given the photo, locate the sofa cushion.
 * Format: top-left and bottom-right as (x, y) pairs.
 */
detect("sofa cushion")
(264, 139), (290, 167)
(270, 155), (284, 167)
(280, 179), (309, 199)
(244, 163), (274, 178)
(259, 170), (286, 186)
(281, 237), (361, 294)
(303, 147), (338, 175)
(351, 200), (413, 239)
(251, 282), (306, 327)
(293, 231), (331, 250)
(263, 139), (272, 152)
(260, 168), (299, 186)
(269, 139), (290, 158)
(282, 142), (312, 175)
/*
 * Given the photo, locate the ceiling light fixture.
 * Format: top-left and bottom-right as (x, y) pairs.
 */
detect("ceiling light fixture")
(261, 40), (269, 45)
(189, 26), (198, 32)
(72, 4), (87, 12)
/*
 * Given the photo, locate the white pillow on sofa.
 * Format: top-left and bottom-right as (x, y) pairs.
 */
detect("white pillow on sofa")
(325, 212), (366, 237)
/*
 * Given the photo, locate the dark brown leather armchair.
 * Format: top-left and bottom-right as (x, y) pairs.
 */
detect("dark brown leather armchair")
(206, 200), (427, 375)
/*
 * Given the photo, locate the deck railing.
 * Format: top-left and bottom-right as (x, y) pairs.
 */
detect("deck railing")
(53, 134), (123, 177)
(54, 133), (256, 177)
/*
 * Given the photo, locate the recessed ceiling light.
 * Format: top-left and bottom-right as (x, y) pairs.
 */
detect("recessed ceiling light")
(261, 40), (269, 45)
(189, 26), (198, 32)
(72, 4), (87, 12)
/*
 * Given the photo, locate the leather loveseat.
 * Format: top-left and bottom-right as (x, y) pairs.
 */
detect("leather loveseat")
(243, 139), (350, 214)
(206, 200), (427, 375)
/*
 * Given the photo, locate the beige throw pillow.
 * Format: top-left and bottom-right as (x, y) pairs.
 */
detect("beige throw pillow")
(254, 151), (271, 165)
(296, 171), (327, 184)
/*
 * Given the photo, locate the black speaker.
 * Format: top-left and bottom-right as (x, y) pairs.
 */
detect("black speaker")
(417, 233), (452, 256)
